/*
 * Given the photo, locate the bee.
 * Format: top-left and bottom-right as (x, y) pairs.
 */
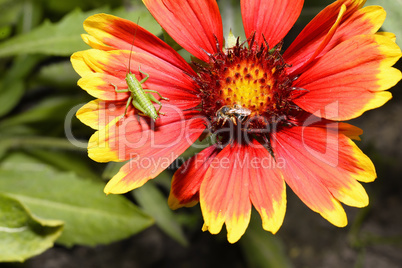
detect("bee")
(215, 104), (251, 125)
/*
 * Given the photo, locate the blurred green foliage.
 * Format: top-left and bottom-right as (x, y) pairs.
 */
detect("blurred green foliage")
(0, 0), (166, 262)
(0, 0), (401, 265)
(0, 194), (63, 262)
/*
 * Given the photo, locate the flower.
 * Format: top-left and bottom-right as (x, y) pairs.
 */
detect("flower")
(71, 0), (402, 243)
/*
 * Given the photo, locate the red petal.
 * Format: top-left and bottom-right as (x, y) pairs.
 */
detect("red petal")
(74, 49), (200, 110)
(274, 125), (376, 226)
(247, 140), (286, 234)
(291, 111), (363, 140)
(89, 109), (206, 162)
(100, 111), (207, 194)
(289, 4), (346, 76)
(168, 145), (220, 209)
(200, 141), (252, 243)
(143, 0), (223, 62)
(83, 14), (193, 73)
(77, 99), (202, 132)
(241, 0), (303, 48)
(292, 35), (401, 120)
(285, 0), (385, 74)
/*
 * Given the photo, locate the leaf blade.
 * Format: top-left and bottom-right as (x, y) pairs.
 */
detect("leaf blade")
(133, 177), (188, 246)
(0, 6), (163, 57)
(0, 193), (64, 262)
(0, 152), (153, 247)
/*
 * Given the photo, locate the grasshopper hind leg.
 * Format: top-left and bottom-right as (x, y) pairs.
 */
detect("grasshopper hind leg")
(132, 98), (160, 121)
(144, 89), (169, 101)
(146, 93), (165, 115)
(132, 98), (148, 116)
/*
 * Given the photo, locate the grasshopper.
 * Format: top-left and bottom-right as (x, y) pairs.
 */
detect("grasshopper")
(112, 20), (169, 121)
(112, 66), (169, 121)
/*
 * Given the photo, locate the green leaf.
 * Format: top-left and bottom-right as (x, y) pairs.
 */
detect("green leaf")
(102, 161), (127, 181)
(0, 8), (109, 57)
(0, 194), (63, 262)
(366, 0), (402, 46)
(26, 149), (99, 181)
(0, 54), (42, 117)
(0, 125), (38, 138)
(0, 5), (163, 58)
(45, 0), (120, 14)
(0, 152), (153, 247)
(0, 136), (86, 162)
(15, 0), (43, 34)
(113, 5), (163, 37)
(35, 60), (80, 89)
(0, 80), (24, 117)
(240, 213), (292, 268)
(0, 0), (23, 27)
(133, 176), (188, 246)
(0, 25), (12, 40)
(0, 96), (82, 128)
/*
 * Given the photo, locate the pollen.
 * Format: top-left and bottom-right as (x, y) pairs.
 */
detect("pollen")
(221, 60), (276, 115)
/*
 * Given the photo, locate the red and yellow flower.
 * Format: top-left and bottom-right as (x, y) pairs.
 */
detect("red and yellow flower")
(71, 0), (401, 243)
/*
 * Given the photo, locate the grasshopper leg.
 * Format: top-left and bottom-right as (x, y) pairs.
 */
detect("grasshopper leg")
(111, 83), (129, 93)
(144, 89), (169, 101)
(146, 93), (165, 115)
(146, 93), (162, 105)
(138, 66), (150, 84)
(123, 95), (133, 117)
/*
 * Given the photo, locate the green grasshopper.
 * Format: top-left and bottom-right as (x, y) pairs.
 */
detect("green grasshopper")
(112, 66), (169, 121)
(112, 21), (169, 121)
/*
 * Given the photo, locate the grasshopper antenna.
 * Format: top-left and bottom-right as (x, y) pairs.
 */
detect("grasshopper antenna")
(128, 17), (140, 75)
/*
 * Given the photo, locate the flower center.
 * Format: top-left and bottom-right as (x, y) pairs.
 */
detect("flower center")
(195, 41), (297, 137)
(219, 58), (278, 116)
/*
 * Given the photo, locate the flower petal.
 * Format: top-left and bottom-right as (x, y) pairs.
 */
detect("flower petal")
(89, 108), (205, 161)
(99, 112), (207, 194)
(168, 145), (220, 209)
(376, 32), (396, 43)
(71, 51), (94, 77)
(248, 140), (286, 234)
(77, 73), (128, 101)
(82, 13), (193, 73)
(200, 141), (253, 243)
(293, 35), (402, 120)
(72, 49), (200, 109)
(274, 125), (376, 226)
(77, 99), (196, 131)
(292, 111), (363, 140)
(143, 0), (223, 62)
(289, 4), (347, 75)
(76, 99), (130, 130)
(241, 0), (303, 48)
(285, 0), (386, 74)
(336, 123), (363, 141)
